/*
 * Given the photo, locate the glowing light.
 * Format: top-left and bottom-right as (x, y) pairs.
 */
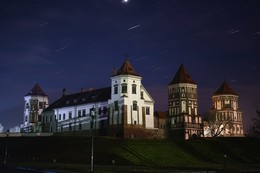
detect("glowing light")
(122, 0), (128, 3)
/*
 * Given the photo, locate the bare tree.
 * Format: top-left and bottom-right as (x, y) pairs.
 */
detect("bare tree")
(203, 110), (232, 137)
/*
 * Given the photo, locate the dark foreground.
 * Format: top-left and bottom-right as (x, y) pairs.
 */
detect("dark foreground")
(0, 137), (260, 172)
(1, 165), (260, 173)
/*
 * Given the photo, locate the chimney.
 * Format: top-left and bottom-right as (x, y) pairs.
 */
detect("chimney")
(113, 66), (117, 76)
(81, 87), (86, 93)
(62, 88), (66, 97)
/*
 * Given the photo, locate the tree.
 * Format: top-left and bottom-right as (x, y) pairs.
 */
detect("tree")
(203, 110), (232, 137)
(247, 110), (260, 137)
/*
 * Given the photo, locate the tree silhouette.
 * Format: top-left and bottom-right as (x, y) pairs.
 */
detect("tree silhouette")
(247, 110), (260, 137)
(203, 110), (232, 137)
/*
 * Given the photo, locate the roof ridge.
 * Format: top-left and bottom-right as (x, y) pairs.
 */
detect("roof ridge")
(25, 83), (48, 96)
(43, 86), (111, 112)
(115, 60), (139, 76)
(214, 81), (238, 95)
(169, 64), (196, 85)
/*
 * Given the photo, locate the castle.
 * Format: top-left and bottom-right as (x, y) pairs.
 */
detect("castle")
(20, 60), (244, 139)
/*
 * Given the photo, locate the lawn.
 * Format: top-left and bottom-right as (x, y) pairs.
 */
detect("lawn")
(0, 136), (259, 171)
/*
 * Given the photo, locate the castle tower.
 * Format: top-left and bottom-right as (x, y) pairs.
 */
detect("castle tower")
(168, 64), (203, 140)
(21, 83), (49, 132)
(108, 60), (155, 138)
(210, 81), (244, 137)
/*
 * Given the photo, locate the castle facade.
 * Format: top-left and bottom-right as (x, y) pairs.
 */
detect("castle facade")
(20, 60), (244, 139)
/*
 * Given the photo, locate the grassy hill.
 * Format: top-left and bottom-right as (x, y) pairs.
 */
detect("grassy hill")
(0, 136), (259, 171)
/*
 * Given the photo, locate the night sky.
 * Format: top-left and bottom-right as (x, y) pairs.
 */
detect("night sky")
(1, 0), (260, 131)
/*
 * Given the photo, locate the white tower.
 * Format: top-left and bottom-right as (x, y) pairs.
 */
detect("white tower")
(21, 83), (49, 132)
(108, 60), (155, 138)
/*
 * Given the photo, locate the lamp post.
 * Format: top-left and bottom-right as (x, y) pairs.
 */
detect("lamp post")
(90, 105), (96, 172)
(224, 154), (227, 168)
(4, 130), (9, 165)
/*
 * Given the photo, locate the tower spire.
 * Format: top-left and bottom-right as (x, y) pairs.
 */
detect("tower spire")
(124, 54), (128, 61)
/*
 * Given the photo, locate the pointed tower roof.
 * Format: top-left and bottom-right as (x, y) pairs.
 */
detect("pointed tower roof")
(115, 60), (139, 76)
(214, 81), (238, 95)
(169, 64), (196, 85)
(25, 83), (48, 96)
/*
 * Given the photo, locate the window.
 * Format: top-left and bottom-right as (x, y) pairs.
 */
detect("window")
(50, 115), (52, 122)
(141, 91), (144, 99)
(122, 83), (127, 93)
(98, 108), (102, 115)
(69, 111), (72, 119)
(39, 102), (43, 109)
(133, 101), (137, 111)
(82, 109), (86, 117)
(146, 107), (150, 115)
(114, 85), (118, 94)
(63, 113), (65, 120)
(132, 84), (136, 94)
(103, 107), (108, 115)
(59, 114), (61, 120)
(78, 110), (82, 117)
(114, 101), (119, 111)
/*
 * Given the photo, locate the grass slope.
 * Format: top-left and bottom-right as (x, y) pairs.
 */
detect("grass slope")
(0, 136), (259, 170)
